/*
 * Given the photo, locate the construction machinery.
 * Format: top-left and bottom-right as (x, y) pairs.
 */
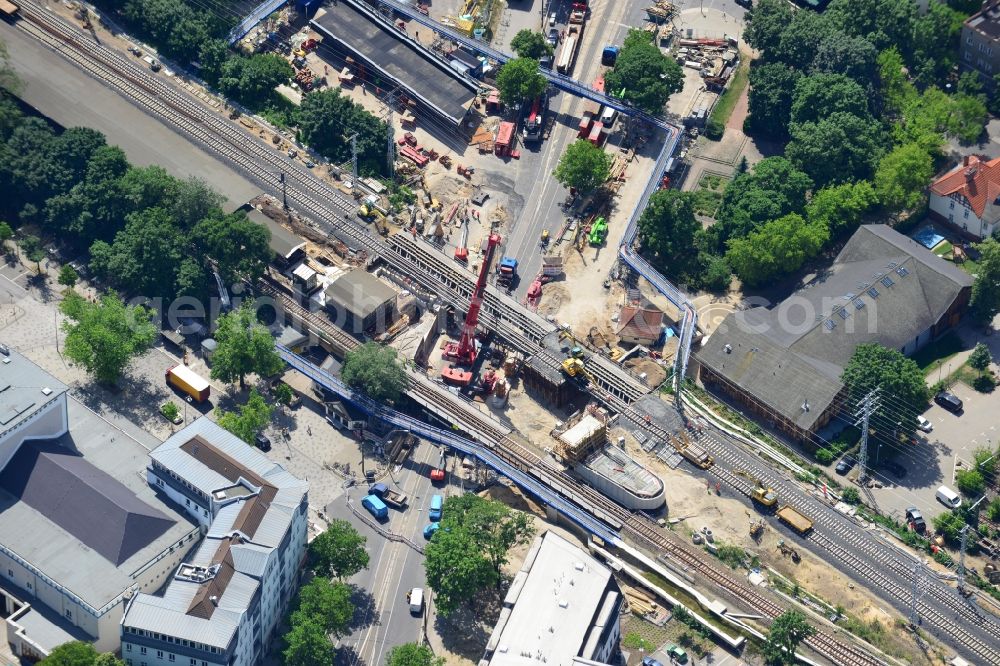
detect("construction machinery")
(441, 233), (501, 385)
(561, 357), (592, 381)
(588, 217), (608, 245)
(777, 506), (814, 535)
(670, 432), (713, 469)
(496, 256), (518, 290)
(523, 94), (546, 143)
(777, 539), (801, 563)
(735, 470), (778, 508)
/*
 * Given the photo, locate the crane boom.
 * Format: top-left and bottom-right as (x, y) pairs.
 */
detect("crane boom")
(443, 232), (501, 364)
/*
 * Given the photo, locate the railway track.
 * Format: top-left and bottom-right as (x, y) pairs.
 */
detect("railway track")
(12, 6), (990, 662)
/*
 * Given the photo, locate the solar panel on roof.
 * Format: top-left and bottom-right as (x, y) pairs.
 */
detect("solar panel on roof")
(896, 266), (909, 277)
(854, 299), (865, 310)
(824, 319), (836, 330)
(868, 287), (879, 298)
(881, 275), (894, 288)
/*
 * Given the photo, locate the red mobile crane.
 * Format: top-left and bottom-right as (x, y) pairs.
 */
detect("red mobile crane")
(441, 232), (501, 386)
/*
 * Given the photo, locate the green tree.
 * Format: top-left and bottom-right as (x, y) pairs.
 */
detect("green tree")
(638, 190), (699, 275)
(210, 302), (284, 388)
(198, 38), (230, 86)
(193, 211), (272, 285)
(841, 486), (861, 504)
(40, 641), (99, 666)
(94, 654), (126, 666)
(971, 238), (1000, 325)
(424, 523), (497, 615)
(0, 37), (20, 93)
(0, 221), (11, 252)
(292, 578), (354, 637)
(712, 157), (812, 248)
(282, 617), (333, 666)
(873, 142), (934, 215)
(58, 264), (79, 289)
(495, 57), (548, 105)
(217, 389), (273, 444)
(510, 30), (552, 59)
(88, 207), (185, 299)
(841, 343), (930, 443)
(60, 292), (157, 385)
(786, 112), (883, 187)
(986, 497), (1000, 522)
(746, 63), (801, 137)
(973, 445), (997, 476)
(553, 139), (611, 195)
(440, 494), (535, 577)
(763, 610), (816, 665)
(218, 53), (293, 107)
(772, 10), (831, 70)
(811, 32), (878, 83)
(342, 342), (408, 402)
(296, 89), (389, 176)
(309, 519), (370, 580)
(274, 382), (294, 406)
(969, 343), (993, 373)
(805, 181), (878, 238)
(605, 29), (683, 114)
(956, 468), (985, 496)
(19, 234), (44, 271)
(725, 214), (829, 286)
(742, 0), (794, 55)
(790, 74), (870, 126)
(386, 643), (443, 666)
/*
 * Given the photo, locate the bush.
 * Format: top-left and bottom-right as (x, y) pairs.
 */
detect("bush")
(956, 468), (985, 496)
(840, 486), (861, 504)
(816, 448), (835, 465)
(160, 402), (179, 421)
(973, 373), (997, 393)
(987, 497), (1000, 522)
(704, 118), (725, 140)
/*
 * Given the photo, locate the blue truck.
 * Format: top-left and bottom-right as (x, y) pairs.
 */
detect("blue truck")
(362, 494), (388, 520)
(497, 257), (518, 290)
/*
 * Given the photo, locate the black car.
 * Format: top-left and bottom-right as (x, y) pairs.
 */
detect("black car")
(905, 507), (926, 533)
(882, 460), (907, 478)
(835, 456), (856, 475)
(547, 27), (559, 48)
(934, 391), (963, 413)
(735, 0), (752, 7)
(255, 433), (272, 452)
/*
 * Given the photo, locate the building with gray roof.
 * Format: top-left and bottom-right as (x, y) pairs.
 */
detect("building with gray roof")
(0, 350), (198, 658)
(696, 225), (972, 444)
(122, 418), (308, 666)
(311, 269), (398, 335)
(481, 531), (621, 666)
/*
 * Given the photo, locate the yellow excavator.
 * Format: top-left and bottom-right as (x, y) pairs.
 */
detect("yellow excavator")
(561, 358), (593, 382)
(735, 470), (778, 507)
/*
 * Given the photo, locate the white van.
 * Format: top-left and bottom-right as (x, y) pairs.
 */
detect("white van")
(600, 106), (618, 127)
(408, 587), (424, 615)
(936, 485), (961, 509)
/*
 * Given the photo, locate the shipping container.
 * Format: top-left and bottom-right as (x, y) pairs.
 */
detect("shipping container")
(165, 364), (210, 402)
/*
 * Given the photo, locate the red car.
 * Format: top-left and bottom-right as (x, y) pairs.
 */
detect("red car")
(430, 469), (445, 483)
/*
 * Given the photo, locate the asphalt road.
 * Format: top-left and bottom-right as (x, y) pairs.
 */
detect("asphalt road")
(0, 18), (261, 209)
(329, 440), (449, 666)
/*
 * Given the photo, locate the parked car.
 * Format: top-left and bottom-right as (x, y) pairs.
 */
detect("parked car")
(255, 433), (271, 452)
(905, 507), (926, 533)
(641, 658), (664, 666)
(835, 455), (856, 475)
(735, 0), (752, 6)
(934, 391), (963, 413)
(665, 645), (688, 664)
(423, 523), (440, 540)
(881, 460), (906, 478)
(547, 27), (559, 47)
(916, 415), (933, 432)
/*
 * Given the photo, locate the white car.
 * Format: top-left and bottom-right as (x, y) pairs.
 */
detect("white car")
(916, 415), (933, 432)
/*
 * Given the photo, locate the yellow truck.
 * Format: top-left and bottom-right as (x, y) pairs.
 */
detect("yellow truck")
(777, 505), (814, 535)
(166, 364), (210, 403)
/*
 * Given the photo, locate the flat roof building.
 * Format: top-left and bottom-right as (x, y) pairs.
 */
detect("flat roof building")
(311, 269), (397, 335)
(0, 350), (199, 659)
(246, 209), (307, 267)
(122, 418), (308, 666)
(481, 532), (622, 666)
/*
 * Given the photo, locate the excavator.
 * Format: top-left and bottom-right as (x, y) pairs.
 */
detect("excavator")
(735, 470), (778, 508)
(442, 232), (501, 386)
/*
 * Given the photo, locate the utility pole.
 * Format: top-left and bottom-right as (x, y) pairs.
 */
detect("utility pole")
(855, 390), (878, 484)
(349, 133), (359, 183)
(958, 525), (970, 593)
(909, 560), (927, 625)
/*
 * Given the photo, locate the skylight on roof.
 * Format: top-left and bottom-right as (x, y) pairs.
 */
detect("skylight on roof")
(868, 287), (879, 298)
(880, 275), (895, 288)
(895, 266), (909, 277)
(824, 319), (836, 331)
(854, 299), (865, 310)
(837, 309), (850, 320)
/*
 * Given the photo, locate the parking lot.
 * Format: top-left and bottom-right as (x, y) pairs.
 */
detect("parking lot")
(867, 381), (997, 523)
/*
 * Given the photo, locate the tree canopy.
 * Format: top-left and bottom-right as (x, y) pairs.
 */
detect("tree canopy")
(510, 30), (552, 59)
(292, 578), (354, 637)
(217, 389), (273, 445)
(296, 89), (390, 177)
(342, 342), (408, 402)
(282, 617), (334, 666)
(40, 642), (125, 666)
(218, 53), (293, 108)
(209, 302), (284, 388)
(495, 58), (548, 105)
(873, 142), (934, 215)
(605, 29), (683, 114)
(554, 139), (611, 194)
(725, 214), (828, 286)
(309, 519), (370, 580)
(638, 190), (699, 275)
(386, 643), (443, 666)
(785, 111), (884, 187)
(971, 238), (1000, 326)
(193, 211), (271, 285)
(763, 610), (816, 665)
(60, 291), (157, 385)
(841, 343), (930, 444)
